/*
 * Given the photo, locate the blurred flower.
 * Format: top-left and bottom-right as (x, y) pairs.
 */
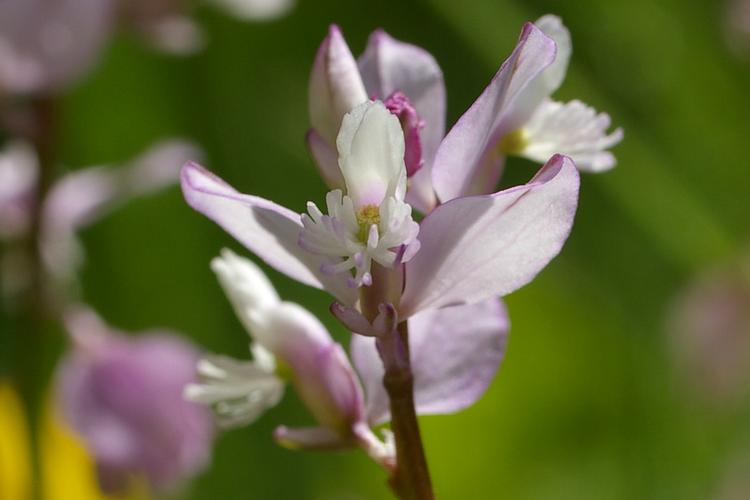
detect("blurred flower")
(0, 140), (37, 240)
(0, 381), (32, 500)
(713, 447), (750, 500)
(39, 139), (201, 294)
(56, 306), (214, 494)
(120, 0), (295, 56)
(0, 0), (116, 95)
(668, 251), (750, 407)
(0, 139), (200, 302)
(208, 0), (295, 20)
(181, 99), (579, 319)
(726, 0), (750, 58)
(308, 18), (621, 212)
(0, 0), (295, 96)
(186, 249), (509, 455)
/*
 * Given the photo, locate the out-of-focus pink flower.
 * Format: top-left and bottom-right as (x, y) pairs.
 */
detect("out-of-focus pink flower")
(0, 0), (116, 95)
(307, 19), (620, 213)
(0, 139), (200, 302)
(56, 307), (214, 494)
(0, 141), (37, 240)
(40, 139), (201, 291)
(726, 0), (750, 58)
(713, 447), (750, 500)
(119, 0), (294, 56)
(668, 254), (750, 407)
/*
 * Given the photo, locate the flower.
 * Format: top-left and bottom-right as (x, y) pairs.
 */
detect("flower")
(307, 19), (620, 212)
(55, 307), (214, 494)
(299, 102), (420, 288)
(185, 249), (509, 452)
(181, 99), (580, 319)
(0, 141), (37, 240)
(0, 0), (116, 95)
(667, 251), (750, 407)
(181, 95), (571, 431)
(0, 139), (200, 301)
(185, 249), (371, 450)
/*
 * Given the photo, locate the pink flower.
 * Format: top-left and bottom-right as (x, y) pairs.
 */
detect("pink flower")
(56, 307), (214, 494)
(0, 0), (116, 95)
(185, 250), (509, 456)
(307, 19), (620, 213)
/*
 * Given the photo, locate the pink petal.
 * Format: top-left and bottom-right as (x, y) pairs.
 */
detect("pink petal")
(180, 162), (357, 305)
(305, 128), (344, 189)
(358, 29), (445, 212)
(351, 299), (509, 425)
(0, 0), (116, 94)
(309, 25), (368, 146)
(400, 154), (579, 318)
(431, 23), (556, 202)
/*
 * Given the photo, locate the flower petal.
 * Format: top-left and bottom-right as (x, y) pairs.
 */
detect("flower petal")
(40, 139), (200, 288)
(309, 25), (368, 147)
(358, 29), (446, 212)
(352, 298), (509, 424)
(209, 0), (294, 20)
(401, 154), (579, 317)
(184, 353), (284, 429)
(180, 162), (356, 305)
(0, 140), (38, 239)
(520, 99), (624, 172)
(534, 15), (571, 97)
(432, 23), (556, 202)
(211, 248), (281, 333)
(306, 128), (344, 189)
(337, 101), (407, 206)
(250, 302), (366, 432)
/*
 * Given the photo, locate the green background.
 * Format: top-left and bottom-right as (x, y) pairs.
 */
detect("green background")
(3, 0), (750, 498)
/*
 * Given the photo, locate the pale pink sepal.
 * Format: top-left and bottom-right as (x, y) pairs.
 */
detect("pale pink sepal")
(400, 154), (579, 318)
(431, 23), (556, 202)
(309, 25), (368, 146)
(351, 298), (509, 424)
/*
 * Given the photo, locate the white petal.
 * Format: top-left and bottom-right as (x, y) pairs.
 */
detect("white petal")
(534, 15), (572, 96)
(336, 101), (407, 207)
(211, 248), (281, 335)
(521, 99), (624, 172)
(185, 353), (284, 429)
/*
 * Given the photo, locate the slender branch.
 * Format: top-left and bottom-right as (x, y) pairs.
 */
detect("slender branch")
(380, 321), (433, 500)
(4, 96), (59, 500)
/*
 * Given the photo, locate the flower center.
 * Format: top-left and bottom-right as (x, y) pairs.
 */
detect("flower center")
(356, 204), (380, 241)
(499, 129), (529, 155)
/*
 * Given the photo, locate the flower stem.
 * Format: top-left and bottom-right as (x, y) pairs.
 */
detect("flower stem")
(382, 321), (433, 500)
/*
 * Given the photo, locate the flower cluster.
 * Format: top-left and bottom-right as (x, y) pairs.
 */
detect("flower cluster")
(180, 15), (621, 483)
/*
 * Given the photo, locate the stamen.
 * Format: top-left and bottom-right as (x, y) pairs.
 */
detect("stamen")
(498, 129), (529, 155)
